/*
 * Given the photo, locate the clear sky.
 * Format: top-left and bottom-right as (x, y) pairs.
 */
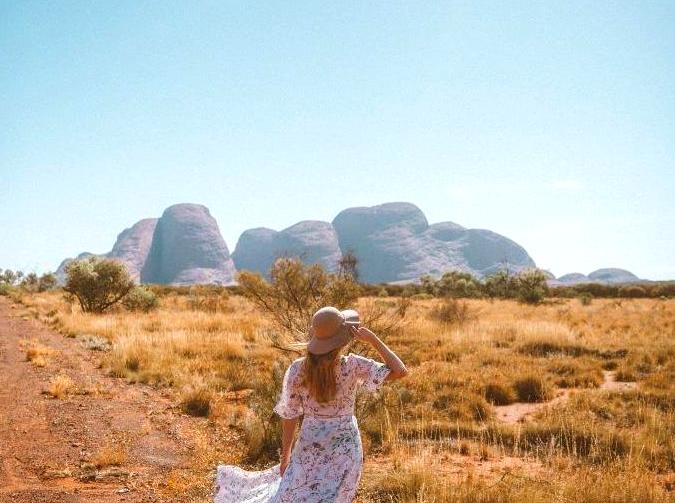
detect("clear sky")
(1, 1), (674, 280)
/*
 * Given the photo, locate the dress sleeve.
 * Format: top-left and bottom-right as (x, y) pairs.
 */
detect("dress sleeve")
(273, 360), (304, 419)
(350, 353), (391, 392)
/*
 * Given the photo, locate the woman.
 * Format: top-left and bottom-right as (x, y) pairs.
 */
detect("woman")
(214, 306), (408, 502)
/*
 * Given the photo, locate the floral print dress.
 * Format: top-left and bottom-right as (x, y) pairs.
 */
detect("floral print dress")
(214, 352), (391, 503)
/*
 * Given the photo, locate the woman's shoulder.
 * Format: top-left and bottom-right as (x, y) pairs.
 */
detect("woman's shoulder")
(287, 356), (306, 374)
(345, 352), (372, 363)
(344, 352), (378, 370)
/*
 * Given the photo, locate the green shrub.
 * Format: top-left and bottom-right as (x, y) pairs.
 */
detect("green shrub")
(483, 270), (519, 299)
(516, 269), (549, 304)
(435, 271), (482, 298)
(37, 273), (57, 292)
(63, 257), (134, 313)
(122, 286), (159, 312)
(0, 284), (12, 296)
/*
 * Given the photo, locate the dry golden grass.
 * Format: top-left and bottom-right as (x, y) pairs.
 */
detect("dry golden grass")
(90, 444), (128, 468)
(17, 292), (675, 501)
(48, 373), (74, 399)
(22, 340), (56, 367)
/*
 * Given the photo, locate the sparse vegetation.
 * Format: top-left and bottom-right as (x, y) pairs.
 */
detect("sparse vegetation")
(11, 281), (674, 502)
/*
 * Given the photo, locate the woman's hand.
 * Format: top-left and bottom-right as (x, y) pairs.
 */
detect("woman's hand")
(350, 326), (378, 344)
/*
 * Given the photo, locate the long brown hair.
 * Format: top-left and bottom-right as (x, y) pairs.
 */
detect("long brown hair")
(301, 347), (342, 403)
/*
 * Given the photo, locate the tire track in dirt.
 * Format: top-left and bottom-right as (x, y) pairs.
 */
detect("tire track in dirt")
(0, 298), (207, 502)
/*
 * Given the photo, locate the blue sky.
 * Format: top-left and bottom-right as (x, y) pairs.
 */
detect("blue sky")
(1, 1), (674, 279)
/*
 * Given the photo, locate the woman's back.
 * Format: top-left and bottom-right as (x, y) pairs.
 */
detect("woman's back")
(274, 352), (391, 419)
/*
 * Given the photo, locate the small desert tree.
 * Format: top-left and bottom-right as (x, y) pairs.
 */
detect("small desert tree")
(436, 271), (482, 298)
(20, 272), (39, 291)
(483, 270), (519, 298)
(237, 257), (361, 339)
(516, 268), (549, 304)
(337, 249), (359, 281)
(37, 272), (57, 292)
(0, 269), (19, 285)
(64, 257), (134, 313)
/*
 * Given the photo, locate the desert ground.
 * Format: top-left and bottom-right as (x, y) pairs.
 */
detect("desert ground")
(1, 290), (673, 502)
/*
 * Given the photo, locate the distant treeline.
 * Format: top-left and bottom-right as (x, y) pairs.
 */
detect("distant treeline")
(151, 269), (675, 301)
(359, 273), (675, 299)
(2, 263), (672, 302)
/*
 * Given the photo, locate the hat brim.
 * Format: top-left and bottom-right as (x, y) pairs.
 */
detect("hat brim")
(307, 309), (360, 355)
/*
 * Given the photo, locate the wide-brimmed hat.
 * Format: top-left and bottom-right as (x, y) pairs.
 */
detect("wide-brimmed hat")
(307, 306), (360, 355)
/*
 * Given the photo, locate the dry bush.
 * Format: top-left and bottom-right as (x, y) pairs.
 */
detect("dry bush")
(237, 258), (361, 343)
(428, 297), (475, 325)
(48, 374), (74, 398)
(187, 286), (230, 313)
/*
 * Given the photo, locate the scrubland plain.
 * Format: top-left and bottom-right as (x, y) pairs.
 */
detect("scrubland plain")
(11, 290), (675, 502)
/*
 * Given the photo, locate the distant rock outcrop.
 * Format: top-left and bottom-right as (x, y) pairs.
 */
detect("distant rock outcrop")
(55, 201), (541, 285)
(141, 204), (236, 285)
(549, 268), (642, 286)
(588, 268), (640, 284)
(331, 202), (535, 283)
(108, 218), (158, 282)
(558, 273), (591, 284)
(232, 221), (341, 276)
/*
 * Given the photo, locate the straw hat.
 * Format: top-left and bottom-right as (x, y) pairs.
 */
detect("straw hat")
(307, 306), (360, 355)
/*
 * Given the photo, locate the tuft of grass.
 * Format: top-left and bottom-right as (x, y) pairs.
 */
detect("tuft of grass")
(428, 297), (475, 325)
(48, 374), (74, 399)
(483, 382), (516, 405)
(180, 386), (212, 417)
(25, 343), (55, 367)
(432, 390), (493, 422)
(548, 359), (604, 388)
(90, 444), (128, 468)
(513, 375), (553, 403)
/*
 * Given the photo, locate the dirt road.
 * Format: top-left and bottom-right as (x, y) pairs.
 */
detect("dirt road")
(0, 298), (210, 502)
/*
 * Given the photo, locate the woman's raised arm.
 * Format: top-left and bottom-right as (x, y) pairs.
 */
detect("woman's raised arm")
(350, 326), (408, 380)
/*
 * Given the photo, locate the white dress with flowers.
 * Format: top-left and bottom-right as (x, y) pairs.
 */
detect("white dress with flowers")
(214, 352), (391, 503)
